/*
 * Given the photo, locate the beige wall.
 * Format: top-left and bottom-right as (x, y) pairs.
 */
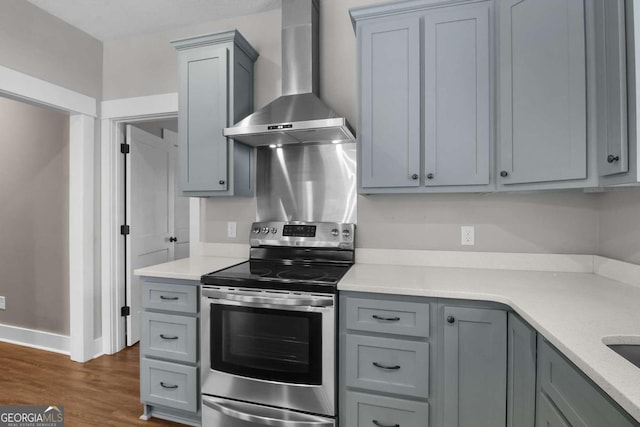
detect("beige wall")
(102, 0), (640, 263)
(0, 0), (103, 99)
(0, 97), (70, 335)
(598, 188), (640, 265)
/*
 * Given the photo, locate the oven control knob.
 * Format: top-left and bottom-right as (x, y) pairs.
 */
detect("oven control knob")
(331, 228), (339, 237)
(342, 229), (351, 238)
(253, 227), (261, 234)
(262, 227), (270, 234)
(271, 227), (278, 234)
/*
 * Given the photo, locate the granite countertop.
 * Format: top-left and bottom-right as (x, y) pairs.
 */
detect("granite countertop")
(339, 262), (640, 422)
(134, 255), (246, 281)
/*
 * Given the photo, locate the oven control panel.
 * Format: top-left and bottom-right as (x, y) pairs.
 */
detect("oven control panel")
(250, 221), (355, 250)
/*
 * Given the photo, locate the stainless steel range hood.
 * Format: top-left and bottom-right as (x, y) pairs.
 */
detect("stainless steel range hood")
(223, 0), (355, 146)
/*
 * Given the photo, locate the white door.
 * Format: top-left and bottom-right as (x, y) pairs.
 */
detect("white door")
(165, 129), (190, 260)
(126, 125), (174, 346)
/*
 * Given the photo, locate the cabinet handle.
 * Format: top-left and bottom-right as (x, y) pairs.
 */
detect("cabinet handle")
(607, 154), (620, 163)
(160, 295), (179, 301)
(160, 382), (178, 389)
(372, 362), (401, 370)
(426, 173), (434, 180)
(500, 170), (509, 178)
(411, 174), (419, 180)
(160, 334), (179, 340)
(372, 314), (400, 322)
(447, 315), (455, 324)
(373, 421), (399, 427)
(219, 180), (226, 185)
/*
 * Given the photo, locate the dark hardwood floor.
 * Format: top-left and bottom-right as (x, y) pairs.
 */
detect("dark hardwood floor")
(0, 341), (179, 426)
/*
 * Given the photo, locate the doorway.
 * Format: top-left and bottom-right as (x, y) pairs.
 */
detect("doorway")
(124, 119), (189, 346)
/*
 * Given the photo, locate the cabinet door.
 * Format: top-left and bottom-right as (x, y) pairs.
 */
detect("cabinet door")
(537, 393), (571, 427)
(360, 16), (421, 188)
(443, 306), (507, 427)
(595, 0), (628, 177)
(178, 46), (228, 192)
(423, 2), (491, 186)
(507, 313), (537, 427)
(498, 0), (587, 185)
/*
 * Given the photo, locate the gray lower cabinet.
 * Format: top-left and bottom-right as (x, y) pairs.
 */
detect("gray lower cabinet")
(172, 31), (258, 197)
(441, 305), (507, 427)
(536, 337), (639, 427)
(507, 313), (537, 427)
(140, 278), (200, 426)
(351, 0), (493, 194)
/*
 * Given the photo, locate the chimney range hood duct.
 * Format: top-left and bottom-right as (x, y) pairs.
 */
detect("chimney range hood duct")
(223, 0), (355, 146)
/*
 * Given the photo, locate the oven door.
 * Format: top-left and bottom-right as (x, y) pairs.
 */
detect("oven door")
(201, 287), (336, 417)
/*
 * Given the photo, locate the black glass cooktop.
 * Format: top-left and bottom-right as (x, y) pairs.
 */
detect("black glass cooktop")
(201, 260), (352, 293)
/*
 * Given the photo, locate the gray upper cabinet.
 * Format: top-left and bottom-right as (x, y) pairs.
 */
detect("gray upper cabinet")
(352, 0), (493, 193)
(442, 305), (507, 427)
(359, 15), (421, 189)
(498, 0), (588, 186)
(172, 31), (258, 197)
(424, 2), (492, 187)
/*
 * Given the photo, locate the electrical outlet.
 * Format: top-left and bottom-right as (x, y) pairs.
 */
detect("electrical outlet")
(461, 226), (475, 246)
(0, 296), (5, 310)
(227, 221), (237, 238)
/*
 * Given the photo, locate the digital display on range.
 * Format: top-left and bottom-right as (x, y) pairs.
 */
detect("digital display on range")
(282, 225), (317, 237)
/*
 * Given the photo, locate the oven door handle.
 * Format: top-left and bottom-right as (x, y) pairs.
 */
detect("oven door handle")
(202, 289), (334, 308)
(203, 396), (334, 426)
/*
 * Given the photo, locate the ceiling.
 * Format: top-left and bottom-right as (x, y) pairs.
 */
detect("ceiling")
(26, 0), (281, 41)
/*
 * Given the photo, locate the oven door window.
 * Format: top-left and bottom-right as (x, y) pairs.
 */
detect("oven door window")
(210, 304), (323, 385)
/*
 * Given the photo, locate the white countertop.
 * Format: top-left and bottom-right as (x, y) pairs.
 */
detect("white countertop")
(134, 255), (245, 281)
(340, 262), (640, 422)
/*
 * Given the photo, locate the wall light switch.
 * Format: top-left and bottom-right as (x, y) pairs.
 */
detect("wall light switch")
(461, 226), (475, 246)
(0, 296), (5, 310)
(227, 221), (237, 238)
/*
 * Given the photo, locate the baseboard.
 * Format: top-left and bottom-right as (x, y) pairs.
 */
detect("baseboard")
(0, 323), (70, 355)
(93, 337), (104, 359)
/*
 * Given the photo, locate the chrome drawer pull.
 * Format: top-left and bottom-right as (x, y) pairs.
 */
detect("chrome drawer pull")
(160, 295), (179, 300)
(160, 382), (178, 389)
(372, 314), (400, 322)
(160, 334), (179, 340)
(372, 362), (401, 370)
(373, 421), (399, 427)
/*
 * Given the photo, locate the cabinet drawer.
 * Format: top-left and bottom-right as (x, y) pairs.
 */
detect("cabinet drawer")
(538, 338), (637, 427)
(140, 358), (198, 413)
(345, 296), (429, 337)
(346, 335), (429, 398)
(141, 312), (197, 363)
(141, 281), (198, 313)
(345, 391), (429, 427)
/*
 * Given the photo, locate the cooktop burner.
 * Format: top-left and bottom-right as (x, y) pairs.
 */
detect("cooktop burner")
(275, 268), (329, 281)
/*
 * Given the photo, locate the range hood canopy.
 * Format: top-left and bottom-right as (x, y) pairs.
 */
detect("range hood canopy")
(223, 0), (355, 146)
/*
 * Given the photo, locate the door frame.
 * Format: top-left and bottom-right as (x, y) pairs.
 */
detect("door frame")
(0, 65), (97, 362)
(100, 93), (201, 354)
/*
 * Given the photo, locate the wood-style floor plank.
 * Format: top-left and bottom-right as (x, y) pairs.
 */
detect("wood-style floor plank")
(0, 341), (180, 426)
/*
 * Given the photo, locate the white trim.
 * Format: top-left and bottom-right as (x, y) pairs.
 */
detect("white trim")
(0, 323), (70, 355)
(93, 337), (104, 359)
(593, 256), (640, 288)
(101, 93), (178, 119)
(100, 93), (197, 355)
(355, 249), (595, 273)
(0, 67), (97, 363)
(69, 115), (95, 362)
(0, 65), (96, 116)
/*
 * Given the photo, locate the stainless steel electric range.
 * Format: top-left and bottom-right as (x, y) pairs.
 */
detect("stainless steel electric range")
(200, 221), (355, 427)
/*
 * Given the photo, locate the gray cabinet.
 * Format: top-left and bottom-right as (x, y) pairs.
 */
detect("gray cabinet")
(139, 277), (200, 426)
(172, 31), (258, 197)
(441, 305), (507, 427)
(351, 0), (493, 193)
(536, 337), (639, 427)
(497, 0), (588, 187)
(507, 313), (537, 427)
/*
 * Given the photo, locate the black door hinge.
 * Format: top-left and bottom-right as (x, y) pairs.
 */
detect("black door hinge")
(120, 143), (130, 154)
(121, 225), (130, 235)
(121, 306), (130, 317)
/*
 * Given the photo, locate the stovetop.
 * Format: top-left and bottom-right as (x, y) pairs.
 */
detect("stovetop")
(201, 259), (352, 294)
